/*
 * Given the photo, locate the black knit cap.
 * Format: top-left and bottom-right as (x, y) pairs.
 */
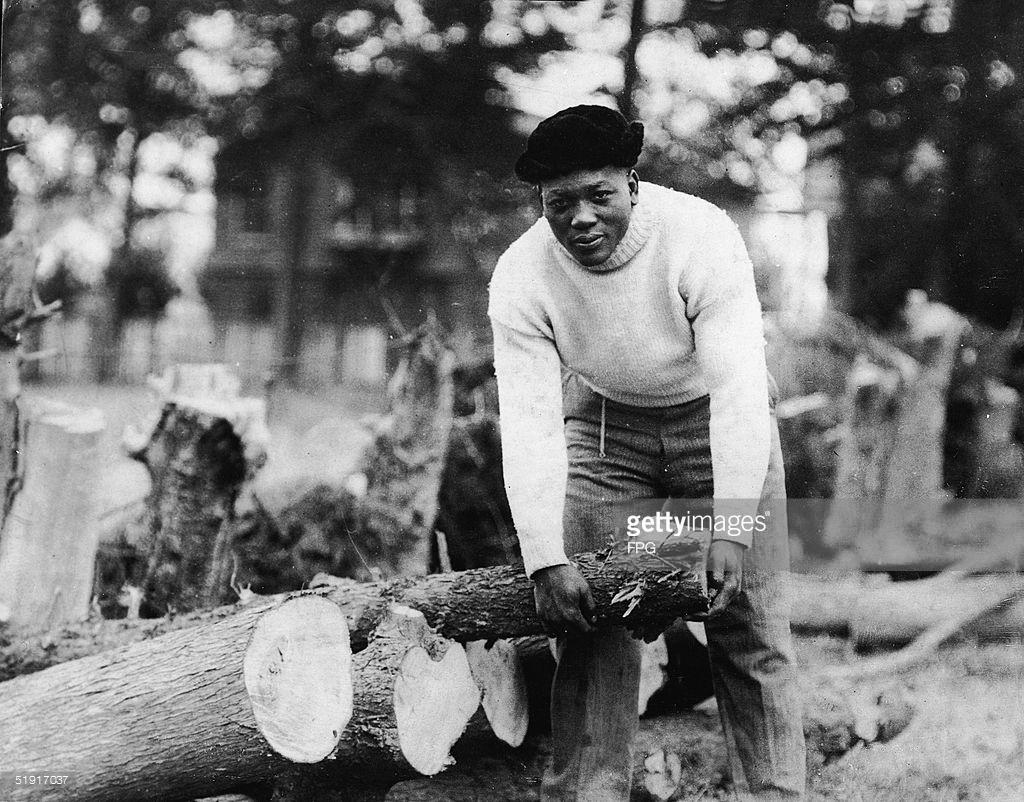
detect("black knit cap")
(514, 105), (644, 184)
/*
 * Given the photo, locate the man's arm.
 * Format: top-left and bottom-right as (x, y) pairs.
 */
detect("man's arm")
(686, 214), (772, 615)
(491, 320), (596, 634)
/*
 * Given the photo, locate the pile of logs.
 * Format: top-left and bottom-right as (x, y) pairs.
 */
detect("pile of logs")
(0, 534), (710, 801)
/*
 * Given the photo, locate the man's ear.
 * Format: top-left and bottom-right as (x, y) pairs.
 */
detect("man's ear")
(627, 169), (640, 204)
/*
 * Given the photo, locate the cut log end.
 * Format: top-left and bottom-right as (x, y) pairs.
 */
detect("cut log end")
(465, 639), (529, 747)
(394, 638), (481, 775)
(244, 596), (353, 763)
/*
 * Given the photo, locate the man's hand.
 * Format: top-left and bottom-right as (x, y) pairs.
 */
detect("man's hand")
(532, 564), (597, 636)
(700, 539), (746, 619)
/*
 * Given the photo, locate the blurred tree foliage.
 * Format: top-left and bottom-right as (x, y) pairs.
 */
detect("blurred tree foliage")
(673, 0), (1024, 327)
(1, 1), (577, 313)
(3, 0), (1022, 329)
(2, 0), (265, 335)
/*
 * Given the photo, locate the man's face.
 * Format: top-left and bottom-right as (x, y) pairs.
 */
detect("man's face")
(540, 167), (639, 267)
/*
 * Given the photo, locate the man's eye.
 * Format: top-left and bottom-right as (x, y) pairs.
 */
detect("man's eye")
(593, 191), (612, 201)
(548, 200), (569, 212)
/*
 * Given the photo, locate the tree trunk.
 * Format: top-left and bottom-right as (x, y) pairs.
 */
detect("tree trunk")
(275, 134), (313, 385)
(824, 298), (971, 564)
(849, 574), (1024, 651)
(0, 224), (46, 552)
(338, 605), (480, 777)
(0, 347), (20, 533)
(263, 606), (483, 800)
(0, 596), (352, 802)
(788, 572), (1024, 650)
(124, 364), (268, 613)
(1, 539), (707, 682)
(620, 0), (647, 120)
(96, 128), (142, 382)
(359, 317), (457, 577)
(0, 399), (105, 628)
(377, 533), (707, 643)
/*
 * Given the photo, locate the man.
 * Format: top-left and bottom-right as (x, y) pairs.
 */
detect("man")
(488, 105), (806, 800)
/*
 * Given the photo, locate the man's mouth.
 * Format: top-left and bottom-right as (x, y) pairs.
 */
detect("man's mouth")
(572, 234), (605, 252)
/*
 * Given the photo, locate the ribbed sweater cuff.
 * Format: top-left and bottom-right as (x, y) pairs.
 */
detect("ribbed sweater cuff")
(520, 538), (570, 578)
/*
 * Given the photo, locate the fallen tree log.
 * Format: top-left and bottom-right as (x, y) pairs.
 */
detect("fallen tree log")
(849, 574), (1024, 650)
(243, 596), (353, 763)
(267, 606), (484, 799)
(788, 572), (1024, 650)
(330, 605), (479, 778)
(2, 535), (708, 682)
(0, 595), (352, 802)
(1, 542), (706, 799)
(378, 534), (707, 643)
(0, 598), (268, 683)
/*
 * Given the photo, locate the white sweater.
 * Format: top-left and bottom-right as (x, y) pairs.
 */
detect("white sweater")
(488, 182), (770, 576)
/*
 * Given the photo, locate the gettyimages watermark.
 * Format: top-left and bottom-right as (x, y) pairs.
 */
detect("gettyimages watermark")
(623, 508), (771, 551)
(602, 498), (791, 572)
(599, 497), (1024, 575)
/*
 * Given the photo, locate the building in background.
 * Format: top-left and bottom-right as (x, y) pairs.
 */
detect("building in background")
(202, 115), (493, 388)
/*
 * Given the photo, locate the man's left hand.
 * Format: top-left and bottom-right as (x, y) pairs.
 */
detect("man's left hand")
(699, 539), (746, 618)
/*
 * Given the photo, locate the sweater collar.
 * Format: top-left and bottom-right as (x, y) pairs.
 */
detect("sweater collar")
(546, 184), (658, 273)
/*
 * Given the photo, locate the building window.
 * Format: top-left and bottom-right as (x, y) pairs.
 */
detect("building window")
(331, 174), (424, 250)
(222, 163), (269, 233)
(241, 185), (268, 232)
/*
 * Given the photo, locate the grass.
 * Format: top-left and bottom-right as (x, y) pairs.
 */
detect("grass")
(800, 639), (1024, 802)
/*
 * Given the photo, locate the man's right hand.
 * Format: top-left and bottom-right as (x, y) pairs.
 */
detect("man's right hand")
(532, 564), (597, 636)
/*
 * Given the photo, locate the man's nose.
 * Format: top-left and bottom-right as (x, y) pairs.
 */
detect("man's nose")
(571, 203), (598, 228)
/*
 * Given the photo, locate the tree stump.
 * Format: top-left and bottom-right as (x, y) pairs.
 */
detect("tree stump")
(123, 363), (268, 613)
(0, 398), (105, 628)
(825, 296), (972, 567)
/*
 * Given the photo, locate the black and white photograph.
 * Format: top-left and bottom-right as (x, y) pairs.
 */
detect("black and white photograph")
(1, 1), (1023, 800)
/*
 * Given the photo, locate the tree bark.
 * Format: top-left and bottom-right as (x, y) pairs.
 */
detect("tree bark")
(0, 595), (351, 802)
(1, 537), (707, 687)
(338, 605), (480, 777)
(380, 533), (706, 642)
(0, 347), (20, 534)
(124, 364), (268, 613)
(0, 398), (105, 628)
(1, 537), (707, 684)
